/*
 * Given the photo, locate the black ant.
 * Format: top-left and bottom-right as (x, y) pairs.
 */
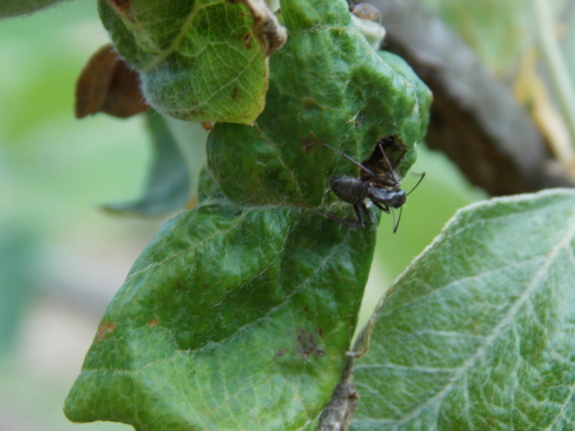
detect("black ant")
(319, 136), (424, 232)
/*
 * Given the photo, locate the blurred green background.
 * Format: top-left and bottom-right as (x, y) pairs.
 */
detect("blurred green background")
(0, 3), (153, 430)
(0, 2), (488, 430)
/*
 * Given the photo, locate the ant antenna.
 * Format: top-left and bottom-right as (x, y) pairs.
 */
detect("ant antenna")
(392, 172), (425, 233)
(391, 207), (400, 233)
(312, 133), (376, 178)
(407, 172), (426, 196)
(375, 139), (401, 183)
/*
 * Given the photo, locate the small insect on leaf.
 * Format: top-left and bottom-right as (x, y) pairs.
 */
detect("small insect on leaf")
(320, 136), (424, 232)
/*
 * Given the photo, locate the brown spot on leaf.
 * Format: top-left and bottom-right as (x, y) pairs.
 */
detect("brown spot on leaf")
(296, 329), (325, 359)
(75, 44), (149, 119)
(96, 324), (106, 342)
(300, 137), (315, 152)
(243, 33), (252, 49)
(110, 0), (130, 8)
(186, 195), (198, 210)
(109, 0), (136, 22)
(231, 86), (239, 101)
(200, 121), (215, 131)
(148, 319), (159, 327)
(96, 322), (115, 342)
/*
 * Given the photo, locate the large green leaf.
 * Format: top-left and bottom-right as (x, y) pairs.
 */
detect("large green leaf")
(64, 0), (431, 429)
(98, 0), (287, 124)
(350, 189), (575, 430)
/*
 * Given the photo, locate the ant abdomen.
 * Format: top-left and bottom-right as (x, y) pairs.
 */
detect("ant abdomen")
(330, 176), (368, 205)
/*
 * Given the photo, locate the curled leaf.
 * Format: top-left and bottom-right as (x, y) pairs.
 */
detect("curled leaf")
(75, 44), (149, 119)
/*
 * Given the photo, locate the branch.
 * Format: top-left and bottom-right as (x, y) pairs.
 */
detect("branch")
(367, 0), (574, 195)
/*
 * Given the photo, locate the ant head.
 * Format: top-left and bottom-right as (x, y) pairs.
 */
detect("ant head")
(393, 189), (407, 208)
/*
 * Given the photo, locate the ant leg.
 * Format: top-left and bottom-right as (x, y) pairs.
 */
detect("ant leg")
(313, 203), (374, 229)
(353, 203), (366, 228)
(372, 201), (391, 214)
(312, 134), (377, 178)
(358, 202), (375, 226)
(376, 139), (402, 183)
(310, 208), (363, 229)
(368, 177), (397, 188)
(370, 201), (401, 232)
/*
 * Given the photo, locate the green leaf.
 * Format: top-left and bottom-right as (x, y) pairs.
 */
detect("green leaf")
(102, 112), (192, 216)
(64, 0), (431, 429)
(350, 189), (575, 431)
(0, 0), (71, 18)
(65, 197), (376, 430)
(98, 0), (287, 124)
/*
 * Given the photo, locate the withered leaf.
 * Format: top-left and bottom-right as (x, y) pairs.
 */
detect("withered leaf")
(75, 44), (149, 119)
